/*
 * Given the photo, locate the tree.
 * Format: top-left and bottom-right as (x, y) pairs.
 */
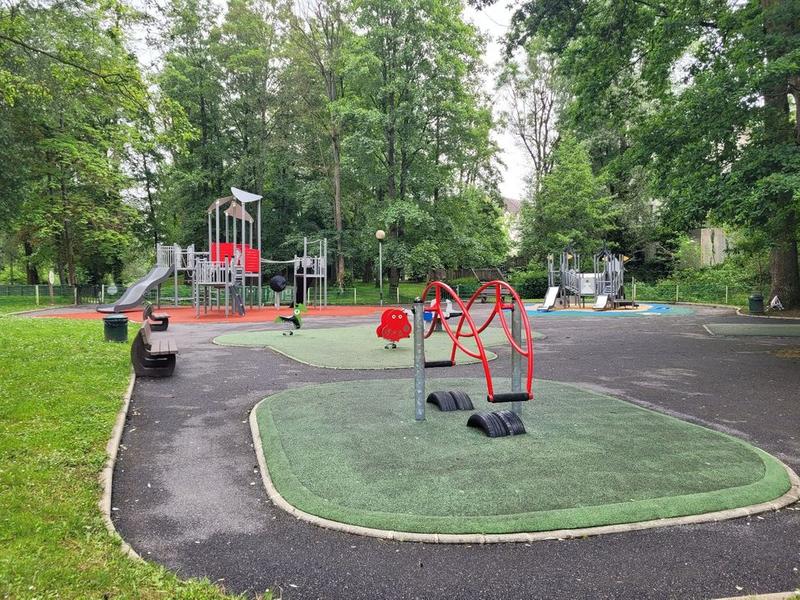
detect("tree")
(289, 0), (350, 288)
(0, 0), (149, 284)
(496, 36), (568, 195)
(347, 0), (505, 282)
(157, 0), (227, 245)
(519, 134), (615, 262)
(498, 0), (800, 306)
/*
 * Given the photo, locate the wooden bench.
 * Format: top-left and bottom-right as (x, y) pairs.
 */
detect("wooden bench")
(131, 321), (178, 377)
(143, 302), (170, 331)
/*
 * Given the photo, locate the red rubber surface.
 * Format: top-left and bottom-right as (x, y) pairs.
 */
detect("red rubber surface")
(35, 305), (383, 324)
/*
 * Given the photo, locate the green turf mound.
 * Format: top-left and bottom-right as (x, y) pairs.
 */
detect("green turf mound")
(215, 324), (543, 369)
(254, 378), (791, 534)
(705, 323), (800, 337)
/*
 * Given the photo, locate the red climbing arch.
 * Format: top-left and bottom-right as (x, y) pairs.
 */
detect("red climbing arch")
(420, 280), (534, 402)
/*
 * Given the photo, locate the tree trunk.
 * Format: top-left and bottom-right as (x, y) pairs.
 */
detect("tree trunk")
(331, 133), (345, 289)
(769, 209), (800, 307)
(23, 240), (39, 284)
(60, 173), (76, 286)
(762, 0), (799, 307)
(362, 259), (373, 284)
(143, 154), (159, 247)
(386, 87), (397, 201)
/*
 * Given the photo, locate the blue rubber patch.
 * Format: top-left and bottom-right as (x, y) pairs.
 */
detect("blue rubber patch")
(525, 303), (694, 317)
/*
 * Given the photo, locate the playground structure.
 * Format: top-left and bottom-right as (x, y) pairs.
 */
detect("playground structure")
(412, 280), (535, 437)
(541, 245), (632, 311)
(97, 187), (328, 317)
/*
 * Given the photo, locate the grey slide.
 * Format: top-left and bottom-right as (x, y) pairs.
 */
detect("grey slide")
(97, 265), (173, 313)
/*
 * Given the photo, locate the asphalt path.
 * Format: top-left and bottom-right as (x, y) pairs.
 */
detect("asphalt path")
(111, 306), (800, 599)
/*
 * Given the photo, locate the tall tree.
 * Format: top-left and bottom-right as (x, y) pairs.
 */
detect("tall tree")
(519, 134), (615, 261)
(0, 0), (148, 284)
(289, 0), (349, 288)
(497, 36), (568, 195)
(157, 0), (226, 245)
(349, 0), (504, 282)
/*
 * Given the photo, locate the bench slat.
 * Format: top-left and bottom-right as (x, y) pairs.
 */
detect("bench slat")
(148, 337), (178, 355)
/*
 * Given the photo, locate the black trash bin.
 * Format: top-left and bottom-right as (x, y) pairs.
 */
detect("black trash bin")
(748, 293), (764, 315)
(103, 314), (129, 342)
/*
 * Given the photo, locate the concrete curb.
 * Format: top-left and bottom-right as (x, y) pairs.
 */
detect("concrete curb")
(713, 592), (800, 600)
(736, 307), (800, 321)
(703, 323), (800, 337)
(0, 307), (59, 318)
(98, 371), (142, 561)
(250, 398), (800, 544)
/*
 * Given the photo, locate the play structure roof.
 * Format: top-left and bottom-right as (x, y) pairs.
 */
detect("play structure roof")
(224, 200), (253, 223)
(207, 196), (254, 223)
(231, 186), (262, 203)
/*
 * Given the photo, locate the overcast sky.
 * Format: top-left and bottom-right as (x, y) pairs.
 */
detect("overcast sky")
(463, 1), (530, 201)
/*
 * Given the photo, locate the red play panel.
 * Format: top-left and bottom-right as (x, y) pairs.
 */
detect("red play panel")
(210, 242), (261, 274)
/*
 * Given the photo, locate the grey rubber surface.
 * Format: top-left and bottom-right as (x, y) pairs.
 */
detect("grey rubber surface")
(111, 308), (800, 599)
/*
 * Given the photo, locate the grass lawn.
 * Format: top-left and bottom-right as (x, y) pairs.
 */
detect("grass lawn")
(255, 377), (791, 535)
(0, 317), (242, 599)
(214, 323), (545, 369)
(0, 296), (72, 315)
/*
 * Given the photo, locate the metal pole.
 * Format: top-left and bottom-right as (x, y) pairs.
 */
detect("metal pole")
(174, 244), (179, 306)
(354, 287), (357, 304)
(35, 284), (39, 306)
(258, 199), (262, 307)
(413, 298), (426, 421)
(379, 241), (383, 306)
(323, 238), (328, 307)
(675, 284), (679, 303)
(396, 286), (400, 304)
(511, 305), (522, 416)
(725, 285), (729, 304)
(216, 202), (221, 260)
(73, 286), (77, 306)
(303, 237), (308, 307)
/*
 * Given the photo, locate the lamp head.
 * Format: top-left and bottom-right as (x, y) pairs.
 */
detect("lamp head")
(375, 229), (386, 241)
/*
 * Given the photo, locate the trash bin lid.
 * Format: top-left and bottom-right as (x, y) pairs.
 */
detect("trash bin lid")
(103, 314), (129, 323)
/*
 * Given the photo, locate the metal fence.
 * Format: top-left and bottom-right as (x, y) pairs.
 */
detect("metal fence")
(0, 281), (766, 309)
(625, 282), (761, 307)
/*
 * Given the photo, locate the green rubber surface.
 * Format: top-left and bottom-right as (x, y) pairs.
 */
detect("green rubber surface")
(215, 324), (543, 369)
(706, 323), (800, 337)
(255, 378), (790, 534)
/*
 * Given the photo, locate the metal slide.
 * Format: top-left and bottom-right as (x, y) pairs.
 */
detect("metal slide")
(97, 265), (174, 313)
(593, 294), (609, 310)
(539, 286), (560, 311)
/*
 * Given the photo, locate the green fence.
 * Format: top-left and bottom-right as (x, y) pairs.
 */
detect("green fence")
(625, 282), (761, 307)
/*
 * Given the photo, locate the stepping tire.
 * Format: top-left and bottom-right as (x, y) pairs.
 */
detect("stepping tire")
(467, 412), (506, 437)
(494, 410), (526, 436)
(448, 390), (474, 411)
(427, 391), (457, 412)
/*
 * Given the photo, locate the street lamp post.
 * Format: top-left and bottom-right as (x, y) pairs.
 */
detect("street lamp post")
(375, 229), (386, 306)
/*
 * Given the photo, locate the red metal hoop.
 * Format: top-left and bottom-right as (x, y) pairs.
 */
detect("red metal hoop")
(420, 280), (534, 401)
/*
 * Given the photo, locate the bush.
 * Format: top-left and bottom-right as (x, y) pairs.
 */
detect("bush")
(509, 268), (549, 299)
